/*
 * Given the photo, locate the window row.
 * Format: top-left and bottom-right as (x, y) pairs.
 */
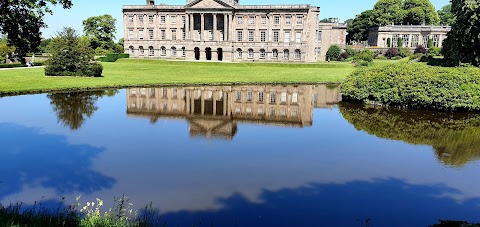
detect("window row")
(130, 88), (182, 99)
(128, 15), (186, 25)
(236, 30), (302, 43)
(128, 29), (186, 41)
(236, 15), (304, 26)
(128, 46), (186, 57)
(234, 91), (299, 104)
(234, 106), (299, 117)
(389, 34), (442, 48)
(236, 49), (302, 60)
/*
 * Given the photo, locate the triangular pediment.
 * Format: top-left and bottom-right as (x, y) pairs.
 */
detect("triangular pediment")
(186, 0), (233, 9)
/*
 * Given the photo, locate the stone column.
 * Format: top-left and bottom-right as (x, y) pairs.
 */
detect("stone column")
(186, 90), (191, 114)
(191, 91), (195, 114)
(200, 13), (205, 42)
(213, 92), (217, 115)
(213, 13), (217, 41)
(201, 90), (205, 115)
(189, 14), (194, 40)
(229, 14), (234, 41)
(185, 13), (189, 40)
(223, 14), (228, 41)
(223, 93), (227, 116)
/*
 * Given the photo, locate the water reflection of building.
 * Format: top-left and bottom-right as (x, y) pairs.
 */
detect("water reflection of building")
(127, 84), (340, 139)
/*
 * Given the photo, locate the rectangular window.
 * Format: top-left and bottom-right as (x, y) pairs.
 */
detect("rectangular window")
(285, 16), (291, 25)
(182, 16), (186, 25)
(260, 31), (266, 42)
(149, 47), (154, 56)
(392, 34), (400, 47)
(208, 30), (213, 41)
(422, 35), (429, 47)
(138, 29), (144, 40)
(160, 15), (166, 24)
(258, 92), (264, 102)
(139, 47), (145, 55)
(317, 31), (322, 41)
(247, 91), (253, 101)
(402, 34), (409, 47)
(182, 48), (186, 57)
(261, 16), (267, 25)
(270, 92), (276, 103)
(248, 30), (254, 42)
(296, 31), (302, 43)
(161, 30), (166, 40)
(296, 16), (303, 25)
(274, 16), (280, 25)
(284, 31), (290, 42)
(237, 16), (243, 25)
(281, 92), (287, 103)
(236, 91), (241, 101)
(148, 29), (154, 39)
(249, 16), (255, 25)
(237, 30), (243, 42)
(273, 31), (279, 42)
(411, 34), (419, 47)
(259, 50), (265, 59)
(171, 29), (176, 40)
(173, 88), (177, 98)
(148, 15), (154, 23)
(129, 29), (134, 40)
(248, 49), (254, 58)
(292, 93), (298, 103)
(258, 107), (264, 115)
(433, 34), (440, 47)
(182, 30), (186, 40)
(128, 15), (134, 23)
(162, 89), (167, 97)
(138, 15), (144, 24)
(171, 15), (177, 24)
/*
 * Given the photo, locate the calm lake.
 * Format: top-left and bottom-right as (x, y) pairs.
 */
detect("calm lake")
(1, 84), (480, 226)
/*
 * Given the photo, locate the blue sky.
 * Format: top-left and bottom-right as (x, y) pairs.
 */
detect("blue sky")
(42, 0), (450, 40)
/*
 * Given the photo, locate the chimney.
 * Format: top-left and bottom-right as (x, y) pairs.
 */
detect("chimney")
(147, 0), (155, 5)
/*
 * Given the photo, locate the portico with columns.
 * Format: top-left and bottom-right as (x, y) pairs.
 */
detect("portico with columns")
(123, 0), (322, 62)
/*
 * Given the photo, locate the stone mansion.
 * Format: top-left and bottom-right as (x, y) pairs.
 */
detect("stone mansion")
(123, 0), (346, 62)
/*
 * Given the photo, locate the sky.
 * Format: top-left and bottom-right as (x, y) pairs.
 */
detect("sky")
(42, 0), (450, 41)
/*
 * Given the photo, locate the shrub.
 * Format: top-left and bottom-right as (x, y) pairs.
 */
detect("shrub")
(409, 53), (423, 61)
(427, 47), (442, 57)
(326, 45), (341, 61)
(340, 63), (480, 111)
(397, 47), (412, 58)
(384, 48), (399, 58)
(354, 49), (375, 62)
(427, 57), (446, 66)
(414, 45), (427, 54)
(99, 53), (130, 62)
(95, 47), (111, 56)
(346, 47), (357, 57)
(0, 63), (24, 68)
(338, 51), (350, 61)
(397, 38), (403, 48)
(427, 39), (433, 48)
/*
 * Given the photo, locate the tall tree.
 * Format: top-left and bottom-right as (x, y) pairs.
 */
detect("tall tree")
(442, 0), (480, 66)
(347, 10), (374, 42)
(372, 0), (406, 26)
(403, 0), (440, 25)
(0, 0), (72, 62)
(82, 14), (117, 51)
(438, 4), (455, 25)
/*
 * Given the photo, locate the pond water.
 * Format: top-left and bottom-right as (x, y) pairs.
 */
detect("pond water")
(1, 84), (480, 226)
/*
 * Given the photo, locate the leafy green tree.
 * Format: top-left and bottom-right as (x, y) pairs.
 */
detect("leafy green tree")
(346, 10), (374, 42)
(372, 0), (406, 26)
(442, 0), (480, 66)
(403, 0), (439, 25)
(438, 4), (455, 25)
(45, 27), (102, 77)
(83, 15), (117, 51)
(0, 43), (15, 63)
(0, 0), (73, 63)
(326, 45), (342, 61)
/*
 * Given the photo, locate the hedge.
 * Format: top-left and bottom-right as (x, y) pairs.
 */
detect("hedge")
(340, 63), (480, 112)
(0, 63), (24, 68)
(45, 63), (103, 77)
(99, 53), (129, 62)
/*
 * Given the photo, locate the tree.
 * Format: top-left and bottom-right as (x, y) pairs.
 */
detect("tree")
(372, 0), (406, 26)
(347, 10), (374, 42)
(0, 43), (15, 63)
(45, 27), (102, 77)
(0, 0), (73, 63)
(83, 15), (117, 51)
(403, 0), (440, 25)
(326, 45), (342, 61)
(438, 4), (455, 25)
(442, 0), (480, 66)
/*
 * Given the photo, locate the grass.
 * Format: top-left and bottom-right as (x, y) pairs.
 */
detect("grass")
(0, 59), (356, 95)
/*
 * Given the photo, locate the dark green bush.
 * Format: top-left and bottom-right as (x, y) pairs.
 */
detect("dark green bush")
(346, 47), (357, 57)
(414, 45), (427, 54)
(99, 53), (129, 62)
(385, 48), (399, 58)
(0, 63), (24, 68)
(354, 49), (374, 62)
(340, 63), (480, 111)
(326, 45), (341, 61)
(427, 47), (442, 57)
(427, 57), (446, 66)
(397, 47), (412, 58)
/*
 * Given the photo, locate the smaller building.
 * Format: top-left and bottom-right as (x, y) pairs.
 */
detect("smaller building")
(317, 22), (347, 60)
(368, 25), (451, 48)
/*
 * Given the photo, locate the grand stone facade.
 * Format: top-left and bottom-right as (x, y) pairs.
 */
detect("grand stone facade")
(368, 25), (451, 48)
(126, 84), (340, 139)
(123, 0), (345, 62)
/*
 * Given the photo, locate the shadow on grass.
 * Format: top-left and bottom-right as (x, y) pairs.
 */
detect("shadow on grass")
(0, 123), (115, 201)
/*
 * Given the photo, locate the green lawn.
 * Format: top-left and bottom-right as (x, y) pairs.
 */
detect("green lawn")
(0, 59), (356, 95)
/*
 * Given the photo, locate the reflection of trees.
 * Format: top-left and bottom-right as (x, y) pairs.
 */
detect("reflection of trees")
(47, 90), (118, 130)
(339, 103), (480, 167)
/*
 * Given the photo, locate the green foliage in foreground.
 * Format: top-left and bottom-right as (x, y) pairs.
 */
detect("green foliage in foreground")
(341, 63), (480, 111)
(339, 103), (480, 167)
(0, 59), (354, 95)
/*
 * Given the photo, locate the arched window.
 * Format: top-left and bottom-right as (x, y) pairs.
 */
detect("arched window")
(294, 49), (301, 60)
(148, 46), (154, 56)
(248, 48), (254, 59)
(171, 47), (177, 56)
(259, 49), (266, 59)
(283, 49), (289, 60)
(272, 49), (278, 59)
(237, 48), (242, 59)
(181, 47), (186, 57)
(139, 46), (145, 55)
(129, 46), (134, 54)
(161, 46), (166, 56)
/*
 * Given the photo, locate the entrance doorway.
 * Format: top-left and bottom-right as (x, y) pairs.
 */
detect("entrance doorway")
(205, 47), (212, 61)
(217, 48), (223, 61)
(194, 47), (200, 60)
